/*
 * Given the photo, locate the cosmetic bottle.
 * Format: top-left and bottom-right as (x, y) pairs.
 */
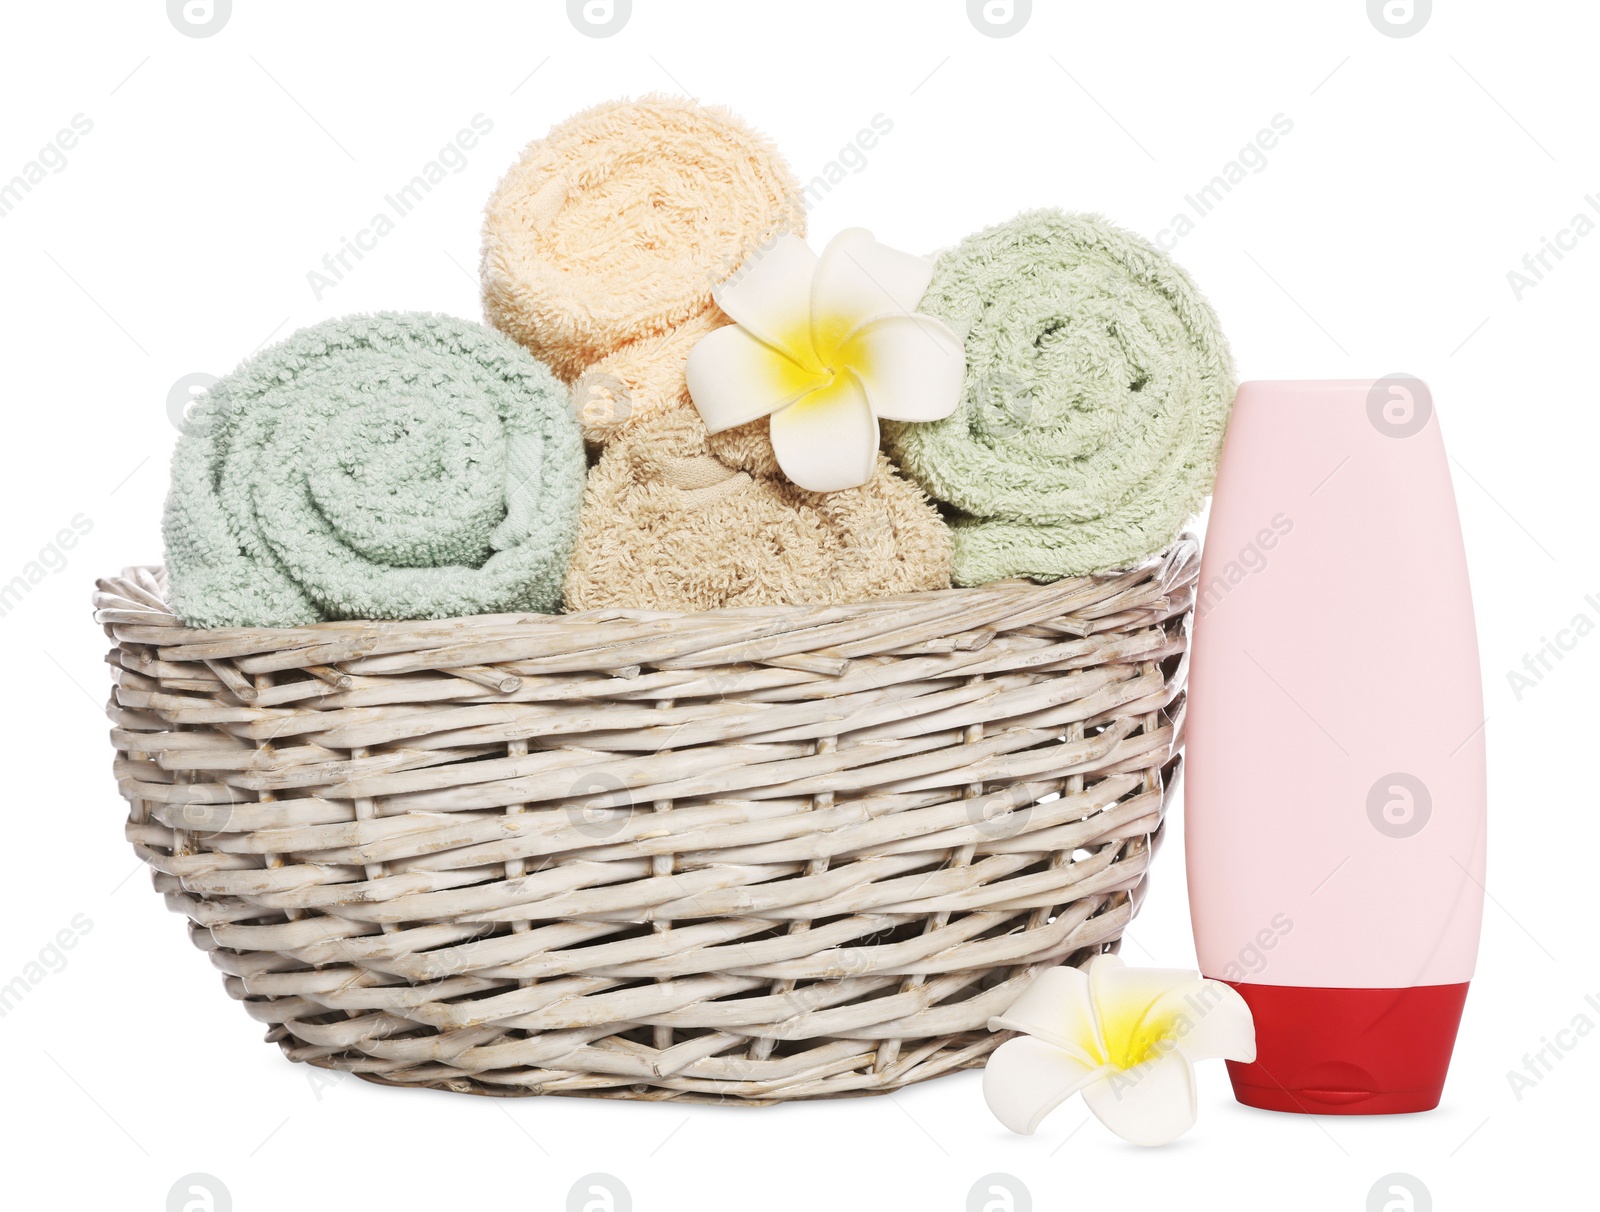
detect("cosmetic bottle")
(1186, 378), (1487, 1114)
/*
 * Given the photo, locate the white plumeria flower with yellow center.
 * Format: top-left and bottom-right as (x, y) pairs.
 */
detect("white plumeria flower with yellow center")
(984, 954), (1256, 1146)
(685, 228), (965, 492)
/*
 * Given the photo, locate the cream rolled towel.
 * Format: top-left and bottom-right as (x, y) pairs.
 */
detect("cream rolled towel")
(562, 404), (952, 612)
(569, 309), (725, 445)
(884, 209), (1236, 583)
(481, 95), (805, 412)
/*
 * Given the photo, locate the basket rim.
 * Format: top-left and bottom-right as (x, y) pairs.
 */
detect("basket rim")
(92, 535), (1200, 641)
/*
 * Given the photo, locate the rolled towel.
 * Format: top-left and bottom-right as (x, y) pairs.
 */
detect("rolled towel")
(164, 312), (585, 629)
(569, 309), (724, 445)
(884, 209), (1236, 583)
(482, 95), (804, 401)
(562, 404), (951, 612)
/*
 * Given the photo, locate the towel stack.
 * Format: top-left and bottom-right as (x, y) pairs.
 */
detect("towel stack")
(162, 98), (1237, 631)
(481, 96), (952, 612)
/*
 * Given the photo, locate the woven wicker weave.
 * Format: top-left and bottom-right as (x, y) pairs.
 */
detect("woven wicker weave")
(94, 538), (1197, 1104)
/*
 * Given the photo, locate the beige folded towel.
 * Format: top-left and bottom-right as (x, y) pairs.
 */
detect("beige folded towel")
(562, 404), (952, 612)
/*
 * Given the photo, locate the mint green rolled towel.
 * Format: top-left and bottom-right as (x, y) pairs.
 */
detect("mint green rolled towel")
(163, 312), (584, 628)
(884, 210), (1236, 583)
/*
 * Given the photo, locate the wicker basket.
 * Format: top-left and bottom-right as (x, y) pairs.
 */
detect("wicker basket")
(94, 538), (1198, 1104)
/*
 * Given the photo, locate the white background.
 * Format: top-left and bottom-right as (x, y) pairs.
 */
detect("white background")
(2, 1), (1594, 1209)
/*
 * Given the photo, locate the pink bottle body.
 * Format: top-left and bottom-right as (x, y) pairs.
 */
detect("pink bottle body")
(1186, 379), (1487, 1114)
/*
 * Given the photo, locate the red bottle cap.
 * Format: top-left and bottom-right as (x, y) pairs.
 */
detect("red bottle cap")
(1222, 982), (1469, 1115)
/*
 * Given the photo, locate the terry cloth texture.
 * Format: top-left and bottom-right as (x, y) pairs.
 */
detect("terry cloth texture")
(569, 309), (725, 445)
(562, 403), (952, 612)
(481, 94), (805, 431)
(163, 312), (585, 629)
(884, 209), (1237, 584)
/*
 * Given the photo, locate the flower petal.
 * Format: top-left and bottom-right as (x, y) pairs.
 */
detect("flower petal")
(983, 1035), (1110, 1136)
(841, 314), (966, 422)
(1081, 1050), (1198, 1147)
(711, 233), (822, 370)
(811, 229), (936, 348)
(768, 371), (878, 492)
(1148, 980), (1258, 1065)
(686, 324), (825, 435)
(988, 965), (1099, 1067)
(1086, 953), (1213, 1069)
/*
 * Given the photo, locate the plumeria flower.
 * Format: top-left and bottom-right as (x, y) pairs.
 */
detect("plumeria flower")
(984, 954), (1256, 1146)
(685, 228), (965, 492)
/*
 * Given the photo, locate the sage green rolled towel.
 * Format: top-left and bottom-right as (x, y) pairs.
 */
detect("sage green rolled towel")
(884, 209), (1236, 584)
(164, 312), (584, 628)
